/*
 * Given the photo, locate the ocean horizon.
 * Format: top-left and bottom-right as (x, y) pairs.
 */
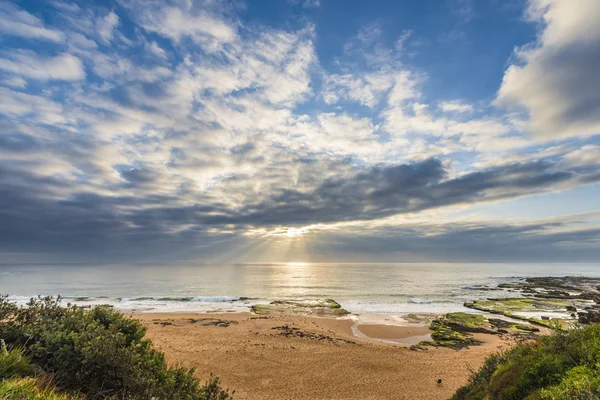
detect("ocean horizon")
(3, 262), (599, 314)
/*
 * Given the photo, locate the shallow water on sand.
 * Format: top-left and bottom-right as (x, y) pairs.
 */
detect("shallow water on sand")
(1, 262), (599, 314)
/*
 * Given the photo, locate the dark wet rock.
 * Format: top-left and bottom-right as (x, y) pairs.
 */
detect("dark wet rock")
(464, 285), (502, 291)
(188, 318), (238, 327)
(153, 321), (173, 327)
(488, 319), (539, 333)
(578, 310), (600, 324)
(566, 305), (577, 312)
(498, 283), (521, 289)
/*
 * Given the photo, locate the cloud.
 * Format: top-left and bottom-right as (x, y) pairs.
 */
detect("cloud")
(0, 0), (598, 263)
(0, 52), (85, 81)
(0, 3), (64, 42)
(97, 11), (119, 43)
(0, 88), (66, 124)
(134, 4), (237, 51)
(315, 214), (600, 262)
(495, 0), (600, 139)
(563, 145), (600, 167)
(323, 71), (394, 107)
(439, 100), (473, 113)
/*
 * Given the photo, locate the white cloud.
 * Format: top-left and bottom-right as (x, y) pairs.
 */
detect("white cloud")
(439, 100), (473, 113)
(0, 87), (66, 125)
(0, 3), (64, 42)
(97, 11), (119, 44)
(563, 145), (600, 166)
(495, 0), (600, 139)
(147, 41), (168, 60)
(0, 52), (85, 81)
(137, 5), (237, 51)
(0, 76), (27, 89)
(323, 70), (395, 108)
(387, 70), (419, 105)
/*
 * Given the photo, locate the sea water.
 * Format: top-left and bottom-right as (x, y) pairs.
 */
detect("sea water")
(1, 262), (599, 314)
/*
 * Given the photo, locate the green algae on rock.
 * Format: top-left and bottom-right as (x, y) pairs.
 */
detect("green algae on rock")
(413, 312), (487, 350)
(251, 299), (350, 316)
(467, 276), (600, 326)
(463, 298), (570, 327)
(412, 312), (540, 350)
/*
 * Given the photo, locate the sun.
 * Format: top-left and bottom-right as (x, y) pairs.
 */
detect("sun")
(285, 227), (306, 237)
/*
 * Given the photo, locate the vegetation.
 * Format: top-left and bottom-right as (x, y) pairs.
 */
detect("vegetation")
(0, 295), (232, 399)
(453, 323), (600, 399)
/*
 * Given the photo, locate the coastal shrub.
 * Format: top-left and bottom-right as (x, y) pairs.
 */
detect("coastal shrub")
(452, 324), (600, 399)
(0, 295), (231, 400)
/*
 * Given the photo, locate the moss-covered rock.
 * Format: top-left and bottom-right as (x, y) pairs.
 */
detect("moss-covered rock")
(464, 298), (572, 327)
(417, 313), (488, 350)
(251, 299), (350, 316)
(415, 312), (540, 350)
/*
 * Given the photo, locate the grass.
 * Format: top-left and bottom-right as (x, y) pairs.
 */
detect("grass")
(0, 346), (36, 380)
(0, 346), (79, 399)
(0, 377), (78, 399)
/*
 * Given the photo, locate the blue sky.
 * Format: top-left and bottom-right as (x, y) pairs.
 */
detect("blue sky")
(0, 0), (599, 263)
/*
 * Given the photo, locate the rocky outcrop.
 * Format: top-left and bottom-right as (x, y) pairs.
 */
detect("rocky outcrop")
(251, 299), (350, 316)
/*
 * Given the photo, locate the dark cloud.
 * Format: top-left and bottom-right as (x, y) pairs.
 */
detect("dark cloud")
(314, 222), (600, 262)
(228, 158), (584, 225)
(0, 155), (599, 261)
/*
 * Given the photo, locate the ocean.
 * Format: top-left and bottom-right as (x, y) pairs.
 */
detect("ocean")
(1, 262), (599, 314)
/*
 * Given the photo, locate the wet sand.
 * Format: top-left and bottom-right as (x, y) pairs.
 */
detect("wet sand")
(134, 312), (515, 400)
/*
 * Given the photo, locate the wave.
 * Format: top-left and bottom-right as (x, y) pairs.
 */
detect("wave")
(409, 298), (433, 304)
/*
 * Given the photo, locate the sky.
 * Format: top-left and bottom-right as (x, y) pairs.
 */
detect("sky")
(1, 0), (599, 263)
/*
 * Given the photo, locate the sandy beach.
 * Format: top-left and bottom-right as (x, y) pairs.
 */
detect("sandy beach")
(135, 312), (515, 400)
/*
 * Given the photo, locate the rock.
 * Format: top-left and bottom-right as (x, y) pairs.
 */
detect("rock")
(252, 299), (350, 316)
(566, 305), (577, 312)
(578, 310), (600, 324)
(489, 318), (539, 333)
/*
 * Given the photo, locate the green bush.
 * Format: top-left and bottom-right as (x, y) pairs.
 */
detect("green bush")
(453, 324), (600, 400)
(0, 295), (231, 399)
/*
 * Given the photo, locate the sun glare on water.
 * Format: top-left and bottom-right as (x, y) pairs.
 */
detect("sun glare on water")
(286, 262), (308, 267)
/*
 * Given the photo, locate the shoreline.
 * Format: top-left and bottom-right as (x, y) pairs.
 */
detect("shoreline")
(134, 311), (515, 400)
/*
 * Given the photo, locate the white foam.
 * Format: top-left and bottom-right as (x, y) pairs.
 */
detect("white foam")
(340, 300), (471, 315)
